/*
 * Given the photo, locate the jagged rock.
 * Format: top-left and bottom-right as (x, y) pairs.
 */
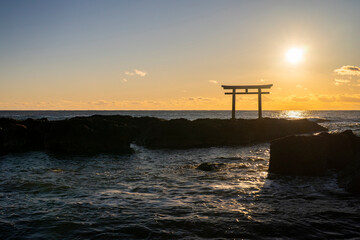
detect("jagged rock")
(269, 135), (328, 175)
(137, 118), (327, 149)
(269, 130), (360, 193)
(0, 124), (30, 155)
(0, 118), (19, 126)
(23, 118), (49, 150)
(44, 118), (133, 154)
(338, 154), (360, 194)
(196, 162), (226, 171)
(324, 130), (358, 169)
(0, 115), (327, 155)
(269, 131), (359, 176)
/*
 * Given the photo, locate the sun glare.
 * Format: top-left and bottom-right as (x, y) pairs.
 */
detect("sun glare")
(286, 47), (304, 64)
(281, 110), (305, 119)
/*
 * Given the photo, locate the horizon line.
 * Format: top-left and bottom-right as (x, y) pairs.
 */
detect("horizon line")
(1, 109), (360, 111)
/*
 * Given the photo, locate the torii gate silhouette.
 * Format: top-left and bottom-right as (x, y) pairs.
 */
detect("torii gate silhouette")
(222, 84), (273, 119)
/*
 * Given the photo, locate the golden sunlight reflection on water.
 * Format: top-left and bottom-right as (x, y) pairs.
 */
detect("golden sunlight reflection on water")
(280, 110), (307, 119)
(206, 170), (268, 221)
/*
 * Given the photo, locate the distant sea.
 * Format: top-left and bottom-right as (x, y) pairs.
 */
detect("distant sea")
(1, 110), (360, 239)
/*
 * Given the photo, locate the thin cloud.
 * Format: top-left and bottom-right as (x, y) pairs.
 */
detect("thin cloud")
(188, 97), (213, 102)
(339, 95), (360, 102)
(334, 65), (360, 76)
(317, 95), (336, 102)
(291, 96), (310, 102)
(13, 101), (31, 106)
(334, 78), (350, 86)
(93, 100), (114, 106)
(208, 80), (218, 84)
(122, 78), (128, 82)
(134, 69), (147, 77)
(335, 79), (350, 83)
(296, 84), (307, 90)
(125, 69), (147, 77)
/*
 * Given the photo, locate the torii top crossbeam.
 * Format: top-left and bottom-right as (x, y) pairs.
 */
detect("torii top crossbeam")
(222, 84), (273, 119)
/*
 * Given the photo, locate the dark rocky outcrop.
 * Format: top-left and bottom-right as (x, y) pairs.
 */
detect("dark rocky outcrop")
(269, 135), (328, 176)
(196, 162), (226, 171)
(269, 130), (360, 193)
(0, 124), (30, 154)
(0, 116), (136, 155)
(338, 155), (360, 194)
(0, 118), (47, 155)
(44, 118), (133, 154)
(23, 118), (49, 150)
(136, 118), (326, 149)
(0, 115), (326, 155)
(269, 131), (358, 175)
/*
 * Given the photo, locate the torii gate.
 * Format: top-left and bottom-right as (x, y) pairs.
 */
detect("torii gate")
(222, 84), (273, 119)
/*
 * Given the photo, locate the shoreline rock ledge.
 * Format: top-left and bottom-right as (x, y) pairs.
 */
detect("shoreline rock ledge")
(135, 118), (326, 148)
(269, 130), (360, 193)
(1, 115), (326, 155)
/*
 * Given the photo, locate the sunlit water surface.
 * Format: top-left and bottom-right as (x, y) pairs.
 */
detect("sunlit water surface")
(1, 111), (360, 239)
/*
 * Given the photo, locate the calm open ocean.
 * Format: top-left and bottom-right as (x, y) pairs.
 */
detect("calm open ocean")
(1, 110), (360, 239)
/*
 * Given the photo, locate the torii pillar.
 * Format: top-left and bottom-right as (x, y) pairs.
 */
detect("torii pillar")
(222, 84), (273, 119)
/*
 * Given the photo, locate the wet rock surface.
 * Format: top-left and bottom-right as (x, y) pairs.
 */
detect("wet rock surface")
(136, 118), (327, 149)
(0, 116), (136, 155)
(0, 115), (326, 155)
(269, 130), (360, 193)
(196, 162), (226, 171)
(44, 119), (133, 154)
(0, 124), (30, 154)
(338, 155), (360, 194)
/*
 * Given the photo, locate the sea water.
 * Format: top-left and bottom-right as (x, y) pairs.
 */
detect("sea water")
(0, 111), (360, 239)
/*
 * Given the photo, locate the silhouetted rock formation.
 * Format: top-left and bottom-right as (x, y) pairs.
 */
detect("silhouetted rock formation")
(44, 118), (134, 154)
(269, 130), (360, 193)
(0, 123), (30, 154)
(0, 116), (136, 155)
(0, 115), (326, 155)
(338, 156), (360, 194)
(136, 118), (326, 148)
(196, 162), (226, 171)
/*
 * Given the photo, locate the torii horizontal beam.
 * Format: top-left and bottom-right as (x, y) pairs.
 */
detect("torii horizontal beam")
(222, 84), (273, 89)
(222, 84), (273, 119)
(225, 92), (270, 95)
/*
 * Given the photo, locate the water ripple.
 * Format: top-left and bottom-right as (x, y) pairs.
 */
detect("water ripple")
(1, 144), (360, 239)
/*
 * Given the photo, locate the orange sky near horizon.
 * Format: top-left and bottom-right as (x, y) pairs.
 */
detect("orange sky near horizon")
(1, 1), (360, 110)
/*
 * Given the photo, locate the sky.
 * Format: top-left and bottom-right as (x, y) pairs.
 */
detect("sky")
(1, 0), (360, 110)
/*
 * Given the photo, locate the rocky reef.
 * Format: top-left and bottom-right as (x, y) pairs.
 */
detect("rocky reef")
(136, 118), (326, 149)
(0, 115), (326, 155)
(269, 130), (360, 193)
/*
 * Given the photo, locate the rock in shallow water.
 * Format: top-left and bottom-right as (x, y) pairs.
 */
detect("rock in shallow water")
(0, 124), (29, 154)
(269, 135), (329, 176)
(269, 130), (360, 193)
(338, 154), (360, 194)
(196, 162), (226, 171)
(269, 130), (359, 176)
(0, 116), (135, 155)
(0, 115), (327, 155)
(136, 118), (327, 149)
(44, 118), (134, 154)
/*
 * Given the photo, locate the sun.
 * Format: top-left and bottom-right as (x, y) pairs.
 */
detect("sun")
(286, 47), (304, 64)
